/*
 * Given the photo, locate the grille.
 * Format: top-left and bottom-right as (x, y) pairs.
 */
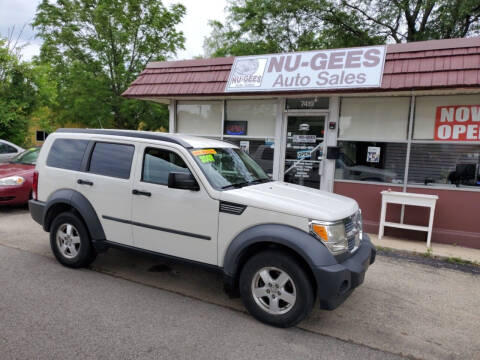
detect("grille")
(344, 216), (358, 252)
(347, 236), (356, 251)
(0, 196), (15, 201)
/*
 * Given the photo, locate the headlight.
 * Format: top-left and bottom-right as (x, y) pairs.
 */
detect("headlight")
(0, 176), (25, 186)
(309, 220), (348, 255)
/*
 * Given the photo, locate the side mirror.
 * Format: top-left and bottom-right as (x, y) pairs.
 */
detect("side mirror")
(168, 172), (200, 191)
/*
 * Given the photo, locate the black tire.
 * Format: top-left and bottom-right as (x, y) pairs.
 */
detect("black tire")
(239, 250), (315, 328)
(50, 211), (97, 268)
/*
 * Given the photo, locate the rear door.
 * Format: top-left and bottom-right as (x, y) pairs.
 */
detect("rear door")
(75, 140), (137, 246)
(131, 143), (219, 265)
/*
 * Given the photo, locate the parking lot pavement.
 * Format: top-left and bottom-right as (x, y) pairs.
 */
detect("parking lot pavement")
(1, 245), (405, 360)
(1, 208), (479, 360)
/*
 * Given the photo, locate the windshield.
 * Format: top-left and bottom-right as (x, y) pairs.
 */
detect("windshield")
(190, 148), (271, 190)
(10, 148), (40, 165)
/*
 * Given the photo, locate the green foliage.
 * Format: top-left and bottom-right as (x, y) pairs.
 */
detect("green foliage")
(336, 0), (480, 43)
(33, 0), (186, 130)
(0, 39), (36, 146)
(204, 0), (480, 57)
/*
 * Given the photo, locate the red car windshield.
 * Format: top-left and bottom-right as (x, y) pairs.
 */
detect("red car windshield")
(10, 148), (40, 165)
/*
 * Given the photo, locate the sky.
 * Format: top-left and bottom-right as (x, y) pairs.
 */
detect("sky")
(0, 0), (228, 61)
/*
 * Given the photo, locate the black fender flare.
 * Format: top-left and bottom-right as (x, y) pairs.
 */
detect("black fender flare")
(43, 189), (106, 241)
(222, 224), (337, 287)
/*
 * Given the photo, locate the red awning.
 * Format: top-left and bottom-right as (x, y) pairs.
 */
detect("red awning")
(123, 37), (480, 98)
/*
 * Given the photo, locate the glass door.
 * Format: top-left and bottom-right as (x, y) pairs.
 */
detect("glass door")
(283, 115), (326, 189)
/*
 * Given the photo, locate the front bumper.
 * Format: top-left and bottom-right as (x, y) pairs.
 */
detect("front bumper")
(313, 234), (376, 310)
(0, 184), (30, 205)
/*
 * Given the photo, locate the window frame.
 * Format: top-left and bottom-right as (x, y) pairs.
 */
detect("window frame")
(334, 93), (480, 192)
(86, 141), (135, 180)
(335, 96), (412, 187)
(140, 146), (194, 187)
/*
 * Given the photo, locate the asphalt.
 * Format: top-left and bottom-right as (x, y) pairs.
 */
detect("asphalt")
(1, 206), (479, 359)
(0, 245), (404, 360)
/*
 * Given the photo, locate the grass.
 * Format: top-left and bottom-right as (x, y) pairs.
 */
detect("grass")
(376, 244), (480, 268)
(445, 257), (478, 267)
(422, 247), (433, 258)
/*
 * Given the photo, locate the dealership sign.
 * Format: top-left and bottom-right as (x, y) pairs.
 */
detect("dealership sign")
(435, 105), (480, 141)
(225, 46), (386, 92)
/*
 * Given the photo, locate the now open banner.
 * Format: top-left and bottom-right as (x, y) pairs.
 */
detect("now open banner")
(435, 105), (480, 141)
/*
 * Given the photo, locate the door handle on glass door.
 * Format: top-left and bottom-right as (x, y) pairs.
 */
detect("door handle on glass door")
(132, 189), (151, 197)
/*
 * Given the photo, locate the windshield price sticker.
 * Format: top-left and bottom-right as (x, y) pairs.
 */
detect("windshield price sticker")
(198, 154), (215, 163)
(192, 149), (217, 156)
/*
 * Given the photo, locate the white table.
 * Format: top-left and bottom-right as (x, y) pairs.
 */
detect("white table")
(378, 191), (439, 248)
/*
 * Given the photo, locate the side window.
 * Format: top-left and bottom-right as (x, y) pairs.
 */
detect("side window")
(0, 143), (17, 154)
(142, 148), (190, 185)
(88, 142), (134, 179)
(47, 139), (89, 170)
(5, 144), (18, 153)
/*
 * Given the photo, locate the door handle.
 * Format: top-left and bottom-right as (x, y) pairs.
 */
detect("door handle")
(77, 179), (94, 186)
(132, 189), (151, 197)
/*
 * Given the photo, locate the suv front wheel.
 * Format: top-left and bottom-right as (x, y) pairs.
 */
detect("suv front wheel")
(50, 211), (96, 268)
(239, 250), (315, 328)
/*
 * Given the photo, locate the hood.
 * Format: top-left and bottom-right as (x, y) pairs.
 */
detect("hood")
(221, 181), (358, 222)
(0, 163), (35, 179)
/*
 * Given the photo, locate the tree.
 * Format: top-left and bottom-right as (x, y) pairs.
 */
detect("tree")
(204, 0), (480, 57)
(0, 38), (36, 145)
(33, 0), (186, 130)
(336, 0), (480, 43)
(204, 0), (385, 57)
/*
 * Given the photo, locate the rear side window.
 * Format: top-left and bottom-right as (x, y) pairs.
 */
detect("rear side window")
(142, 148), (190, 185)
(88, 142), (134, 179)
(0, 143), (18, 154)
(47, 139), (89, 170)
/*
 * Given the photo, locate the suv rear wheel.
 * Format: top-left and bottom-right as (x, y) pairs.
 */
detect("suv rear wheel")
(239, 250), (315, 328)
(50, 211), (96, 268)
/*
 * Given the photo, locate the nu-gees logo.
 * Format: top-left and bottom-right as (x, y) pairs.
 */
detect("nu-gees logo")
(229, 58), (267, 88)
(235, 59), (259, 75)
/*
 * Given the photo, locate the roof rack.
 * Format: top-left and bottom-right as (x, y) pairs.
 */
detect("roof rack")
(55, 128), (192, 148)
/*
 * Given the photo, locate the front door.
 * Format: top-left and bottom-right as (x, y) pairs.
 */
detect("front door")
(131, 144), (218, 265)
(283, 115), (327, 189)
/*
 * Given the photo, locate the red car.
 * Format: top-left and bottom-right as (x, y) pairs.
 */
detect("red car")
(0, 148), (40, 205)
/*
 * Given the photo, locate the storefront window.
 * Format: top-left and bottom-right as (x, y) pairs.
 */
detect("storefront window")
(225, 99), (276, 137)
(176, 101), (222, 135)
(413, 94), (480, 140)
(227, 139), (275, 177)
(335, 141), (406, 184)
(224, 99), (277, 176)
(339, 97), (410, 140)
(336, 97), (410, 185)
(408, 144), (480, 188)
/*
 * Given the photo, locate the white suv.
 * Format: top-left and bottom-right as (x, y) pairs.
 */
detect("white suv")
(29, 129), (375, 327)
